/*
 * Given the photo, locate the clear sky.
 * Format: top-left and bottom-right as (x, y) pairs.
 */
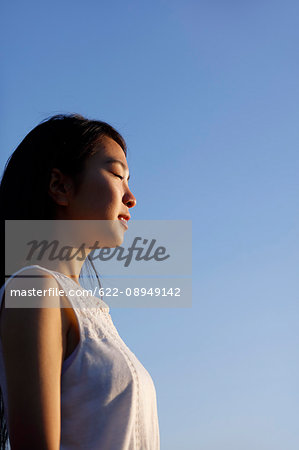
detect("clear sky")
(1, 0), (299, 448)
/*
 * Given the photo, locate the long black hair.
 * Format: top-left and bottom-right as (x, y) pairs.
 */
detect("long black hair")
(0, 113), (127, 448)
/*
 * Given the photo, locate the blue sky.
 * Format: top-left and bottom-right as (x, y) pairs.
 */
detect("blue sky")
(1, 0), (299, 448)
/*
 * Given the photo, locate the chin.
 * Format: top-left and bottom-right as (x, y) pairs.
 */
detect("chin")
(108, 225), (125, 248)
(94, 220), (125, 248)
(111, 234), (124, 248)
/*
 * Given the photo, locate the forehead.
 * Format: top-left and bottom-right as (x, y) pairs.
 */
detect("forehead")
(81, 136), (128, 175)
(91, 136), (127, 165)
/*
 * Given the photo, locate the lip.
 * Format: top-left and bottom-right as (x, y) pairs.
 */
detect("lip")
(118, 213), (131, 221)
(118, 217), (128, 230)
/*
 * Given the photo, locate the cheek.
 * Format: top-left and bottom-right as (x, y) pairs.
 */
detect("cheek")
(83, 177), (122, 214)
(94, 178), (120, 202)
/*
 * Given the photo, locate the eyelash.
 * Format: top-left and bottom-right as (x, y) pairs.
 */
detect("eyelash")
(113, 173), (124, 180)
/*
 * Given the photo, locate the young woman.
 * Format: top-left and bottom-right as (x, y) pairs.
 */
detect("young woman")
(0, 114), (160, 449)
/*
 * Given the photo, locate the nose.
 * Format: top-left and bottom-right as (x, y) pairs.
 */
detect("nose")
(123, 188), (137, 209)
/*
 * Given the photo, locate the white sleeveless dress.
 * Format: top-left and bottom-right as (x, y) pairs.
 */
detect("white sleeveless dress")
(0, 265), (160, 450)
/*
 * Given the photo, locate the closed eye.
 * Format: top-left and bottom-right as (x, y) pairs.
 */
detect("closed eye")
(113, 173), (124, 180)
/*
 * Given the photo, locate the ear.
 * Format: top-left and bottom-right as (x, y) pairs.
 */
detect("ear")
(48, 168), (74, 206)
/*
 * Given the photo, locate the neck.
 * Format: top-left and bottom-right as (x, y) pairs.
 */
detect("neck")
(32, 257), (87, 285)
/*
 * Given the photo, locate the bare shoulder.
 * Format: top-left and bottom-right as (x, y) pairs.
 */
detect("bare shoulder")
(0, 266), (70, 359)
(0, 267), (67, 448)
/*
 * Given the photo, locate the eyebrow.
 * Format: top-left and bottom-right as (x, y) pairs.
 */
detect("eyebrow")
(104, 158), (130, 180)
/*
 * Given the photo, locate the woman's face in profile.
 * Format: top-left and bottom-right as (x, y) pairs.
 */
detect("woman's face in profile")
(51, 135), (136, 247)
